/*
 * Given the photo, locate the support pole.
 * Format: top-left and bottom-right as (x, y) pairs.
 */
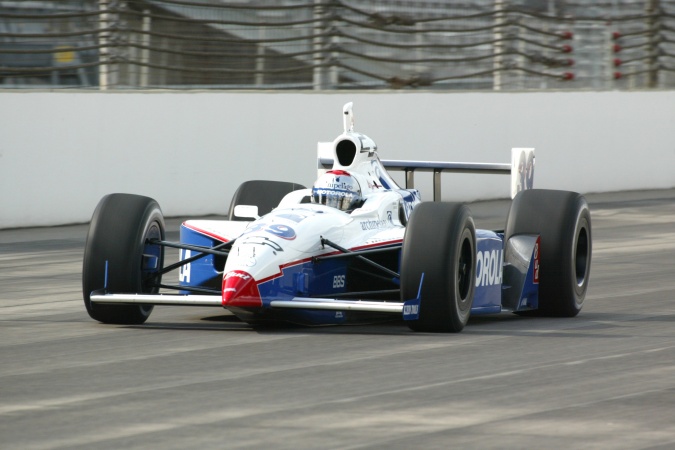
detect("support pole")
(139, 8), (151, 87)
(493, 0), (504, 91)
(313, 0), (326, 90)
(646, 0), (661, 88)
(433, 170), (442, 202)
(99, 0), (109, 90)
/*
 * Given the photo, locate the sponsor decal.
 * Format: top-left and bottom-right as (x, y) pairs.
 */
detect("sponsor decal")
(475, 249), (503, 287)
(367, 179), (382, 189)
(371, 162), (391, 190)
(241, 222), (296, 240)
(332, 275), (346, 289)
(403, 273), (423, 321)
(224, 271), (251, 281)
(313, 188), (354, 198)
(399, 190), (421, 220)
(360, 217), (393, 231)
(533, 237), (540, 284)
(178, 249), (191, 283)
(403, 303), (419, 316)
(362, 237), (402, 246)
(317, 171), (357, 191)
(402, 298), (420, 320)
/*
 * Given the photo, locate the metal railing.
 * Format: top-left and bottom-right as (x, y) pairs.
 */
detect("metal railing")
(1, 0), (674, 90)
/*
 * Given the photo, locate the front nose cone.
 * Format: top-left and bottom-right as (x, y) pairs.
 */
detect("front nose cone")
(222, 270), (262, 308)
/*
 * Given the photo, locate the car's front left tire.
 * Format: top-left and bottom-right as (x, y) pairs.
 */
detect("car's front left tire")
(401, 202), (477, 332)
(505, 189), (592, 317)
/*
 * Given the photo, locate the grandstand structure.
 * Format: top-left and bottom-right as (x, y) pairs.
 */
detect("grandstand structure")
(1, 0), (674, 90)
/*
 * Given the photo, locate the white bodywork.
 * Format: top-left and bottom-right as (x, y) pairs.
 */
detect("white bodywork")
(92, 102), (533, 316)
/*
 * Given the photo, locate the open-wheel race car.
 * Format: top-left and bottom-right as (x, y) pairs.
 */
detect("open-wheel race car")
(83, 102), (592, 333)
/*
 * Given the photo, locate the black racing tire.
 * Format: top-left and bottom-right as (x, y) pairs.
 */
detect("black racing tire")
(228, 180), (306, 221)
(505, 189), (592, 317)
(82, 194), (165, 324)
(401, 202), (476, 332)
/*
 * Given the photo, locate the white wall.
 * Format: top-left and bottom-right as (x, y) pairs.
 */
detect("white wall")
(1, 90), (674, 229)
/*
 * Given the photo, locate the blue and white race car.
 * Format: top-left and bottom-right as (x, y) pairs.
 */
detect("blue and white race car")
(83, 103), (592, 332)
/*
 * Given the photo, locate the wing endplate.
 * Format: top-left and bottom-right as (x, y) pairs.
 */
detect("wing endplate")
(501, 234), (540, 312)
(511, 148), (535, 199)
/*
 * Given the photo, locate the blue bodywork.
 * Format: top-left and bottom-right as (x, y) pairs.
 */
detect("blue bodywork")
(180, 222), (540, 324)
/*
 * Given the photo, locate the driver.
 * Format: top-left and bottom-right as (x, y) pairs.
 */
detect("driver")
(311, 170), (362, 211)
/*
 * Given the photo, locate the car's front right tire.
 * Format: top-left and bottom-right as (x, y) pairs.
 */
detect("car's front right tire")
(82, 193), (164, 324)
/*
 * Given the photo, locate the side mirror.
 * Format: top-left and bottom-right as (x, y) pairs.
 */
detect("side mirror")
(233, 204), (261, 220)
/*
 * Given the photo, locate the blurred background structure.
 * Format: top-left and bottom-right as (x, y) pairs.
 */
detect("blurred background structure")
(1, 0), (674, 90)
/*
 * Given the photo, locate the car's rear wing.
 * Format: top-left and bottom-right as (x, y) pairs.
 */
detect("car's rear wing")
(317, 143), (535, 200)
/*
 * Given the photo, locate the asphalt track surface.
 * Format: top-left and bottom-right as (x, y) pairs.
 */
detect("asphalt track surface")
(2, 189), (675, 449)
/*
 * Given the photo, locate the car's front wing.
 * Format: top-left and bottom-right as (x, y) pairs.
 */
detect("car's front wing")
(90, 291), (408, 314)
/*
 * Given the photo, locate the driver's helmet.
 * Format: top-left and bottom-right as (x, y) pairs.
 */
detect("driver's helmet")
(311, 170), (362, 211)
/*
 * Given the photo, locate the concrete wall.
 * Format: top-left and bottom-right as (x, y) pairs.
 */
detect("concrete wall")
(1, 90), (674, 229)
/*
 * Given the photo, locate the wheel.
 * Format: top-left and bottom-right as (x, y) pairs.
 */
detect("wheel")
(401, 202), (476, 332)
(228, 180), (306, 221)
(82, 194), (165, 324)
(505, 189), (592, 317)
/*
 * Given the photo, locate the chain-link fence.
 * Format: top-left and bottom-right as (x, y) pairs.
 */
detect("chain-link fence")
(1, 0), (674, 90)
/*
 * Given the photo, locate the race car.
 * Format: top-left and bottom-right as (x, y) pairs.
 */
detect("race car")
(83, 102), (592, 332)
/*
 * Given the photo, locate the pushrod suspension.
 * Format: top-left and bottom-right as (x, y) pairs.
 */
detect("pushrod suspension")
(318, 237), (400, 279)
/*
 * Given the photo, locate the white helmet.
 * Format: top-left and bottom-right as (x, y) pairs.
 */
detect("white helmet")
(311, 170), (362, 211)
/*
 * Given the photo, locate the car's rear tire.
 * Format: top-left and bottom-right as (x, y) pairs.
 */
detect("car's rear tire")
(82, 194), (165, 324)
(505, 189), (592, 317)
(401, 202), (476, 332)
(228, 180), (306, 221)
